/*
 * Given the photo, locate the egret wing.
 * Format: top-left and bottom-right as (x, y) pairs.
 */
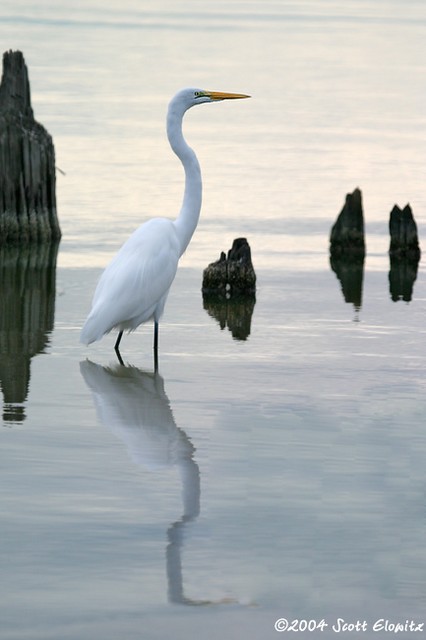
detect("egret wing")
(81, 219), (180, 343)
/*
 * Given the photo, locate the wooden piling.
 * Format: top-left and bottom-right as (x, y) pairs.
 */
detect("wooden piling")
(388, 204), (421, 261)
(0, 50), (61, 245)
(330, 188), (365, 258)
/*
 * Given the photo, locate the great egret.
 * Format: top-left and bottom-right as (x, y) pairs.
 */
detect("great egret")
(80, 88), (250, 365)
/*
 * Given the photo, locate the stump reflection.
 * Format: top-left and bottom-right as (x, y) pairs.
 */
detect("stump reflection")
(202, 292), (256, 341)
(388, 204), (421, 303)
(330, 254), (365, 313)
(0, 243), (58, 423)
(389, 258), (419, 303)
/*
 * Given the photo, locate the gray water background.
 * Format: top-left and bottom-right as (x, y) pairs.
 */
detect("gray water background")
(1, 2), (426, 639)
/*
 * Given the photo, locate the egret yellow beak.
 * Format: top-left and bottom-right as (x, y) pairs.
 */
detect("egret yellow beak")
(205, 91), (251, 101)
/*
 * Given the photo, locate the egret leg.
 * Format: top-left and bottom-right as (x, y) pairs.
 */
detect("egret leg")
(153, 322), (159, 372)
(154, 322), (159, 351)
(114, 330), (124, 365)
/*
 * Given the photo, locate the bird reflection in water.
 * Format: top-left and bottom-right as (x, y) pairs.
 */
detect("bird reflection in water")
(80, 360), (237, 606)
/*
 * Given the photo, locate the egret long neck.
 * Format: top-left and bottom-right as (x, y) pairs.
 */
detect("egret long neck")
(167, 107), (202, 256)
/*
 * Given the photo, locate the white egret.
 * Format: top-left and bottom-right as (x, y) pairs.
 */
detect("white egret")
(80, 88), (250, 365)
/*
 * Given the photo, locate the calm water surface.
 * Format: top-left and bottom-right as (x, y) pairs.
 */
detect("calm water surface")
(1, 2), (426, 639)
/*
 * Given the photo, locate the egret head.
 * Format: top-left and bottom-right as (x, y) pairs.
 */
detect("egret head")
(171, 87), (250, 112)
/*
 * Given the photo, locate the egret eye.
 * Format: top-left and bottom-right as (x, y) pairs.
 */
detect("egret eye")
(194, 91), (203, 98)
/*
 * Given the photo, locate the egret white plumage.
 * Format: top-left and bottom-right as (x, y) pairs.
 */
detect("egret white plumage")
(80, 88), (250, 365)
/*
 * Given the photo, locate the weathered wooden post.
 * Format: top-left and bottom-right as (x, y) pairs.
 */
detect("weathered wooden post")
(388, 204), (421, 302)
(388, 204), (420, 261)
(0, 51), (60, 420)
(329, 188), (365, 311)
(330, 187), (365, 258)
(0, 50), (61, 244)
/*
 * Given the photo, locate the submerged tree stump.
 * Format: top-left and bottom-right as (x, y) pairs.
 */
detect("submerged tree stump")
(389, 204), (421, 261)
(202, 237), (256, 296)
(329, 188), (365, 311)
(330, 188), (365, 258)
(388, 204), (420, 303)
(202, 238), (256, 341)
(0, 50), (61, 244)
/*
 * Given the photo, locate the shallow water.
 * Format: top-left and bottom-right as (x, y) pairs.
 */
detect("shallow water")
(1, 2), (426, 638)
